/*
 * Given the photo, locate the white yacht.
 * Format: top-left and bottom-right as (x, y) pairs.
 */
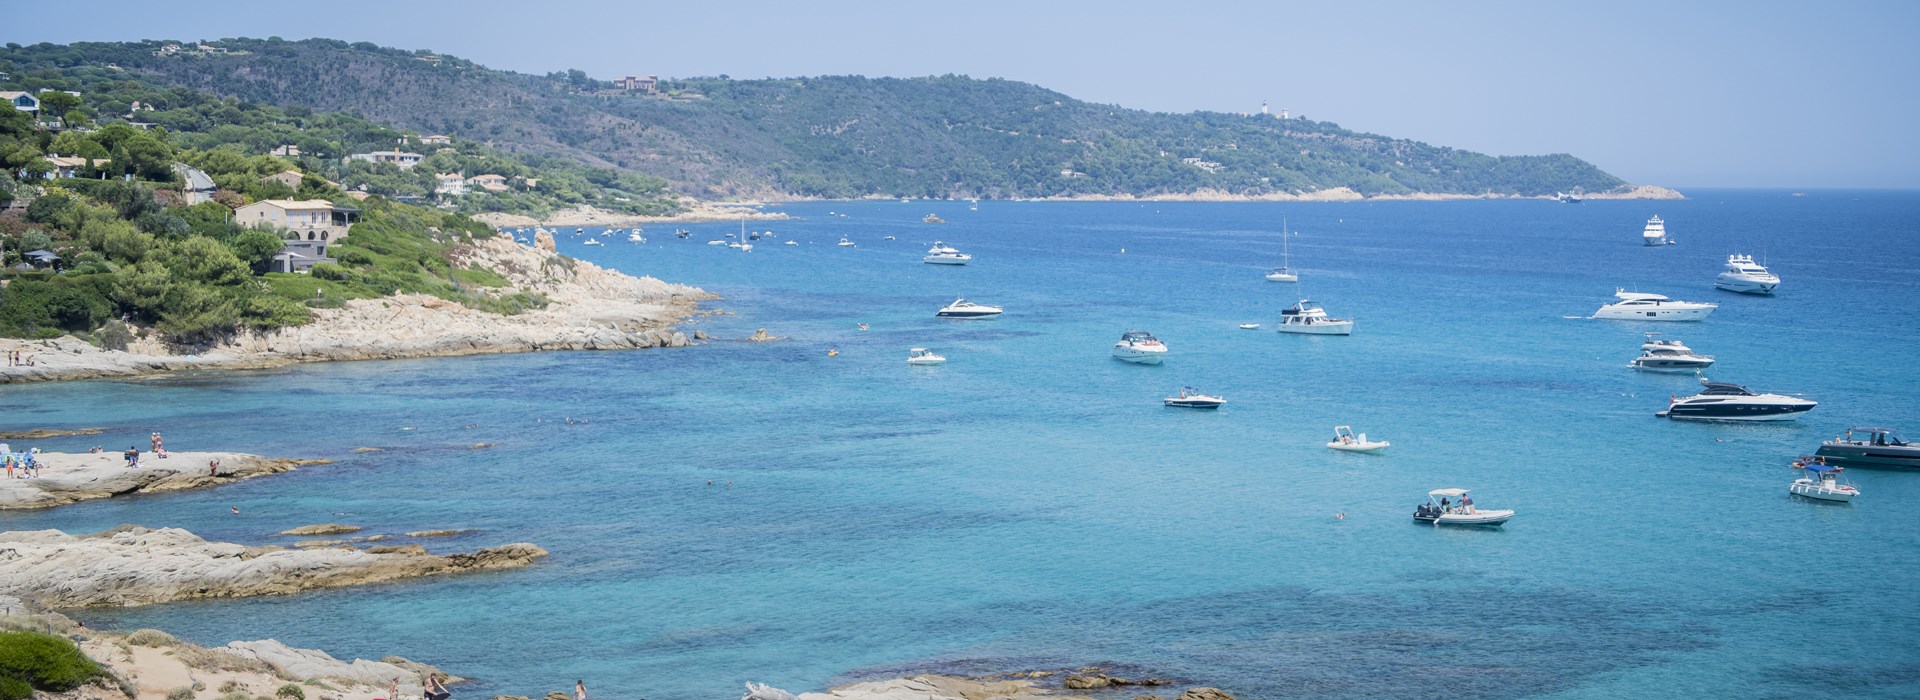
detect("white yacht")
(906, 348), (946, 365)
(784, 240), (799, 246)
(1789, 458), (1858, 502)
(1642, 215), (1673, 246)
(707, 239), (728, 246)
(628, 232), (645, 243)
(1327, 425), (1389, 453)
(1658, 378), (1817, 421)
(935, 298), (1002, 318)
(1630, 333), (1714, 372)
(1238, 323), (1261, 330)
(1265, 217), (1298, 282)
(1592, 290), (1717, 321)
(1715, 254), (1779, 294)
(1815, 427), (1920, 469)
(583, 238), (602, 246)
(1163, 387), (1226, 409)
(1277, 300), (1354, 335)
(838, 236), (855, 247)
(1413, 489), (1515, 527)
(1111, 330), (1168, 364)
(923, 241), (973, 265)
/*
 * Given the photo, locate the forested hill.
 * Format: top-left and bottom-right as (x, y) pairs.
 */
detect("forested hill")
(6, 38), (1630, 200)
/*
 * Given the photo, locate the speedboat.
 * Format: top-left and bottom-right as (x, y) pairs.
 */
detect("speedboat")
(1327, 425), (1389, 453)
(1413, 489), (1515, 527)
(906, 347), (946, 365)
(1642, 215), (1673, 246)
(923, 213), (945, 224)
(1815, 427), (1920, 469)
(935, 298), (1002, 318)
(883, 235), (896, 240)
(1630, 333), (1714, 372)
(923, 241), (972, 265)
(784, 240), (799, 246)
(675, 229), (691, 239)
(1789, 457), (1859, 502)
(1714, 254), (1779, 294)
(1277, 300), (1354, 335)
(1112, 330), (1168, 364)
(708, 240), (728, 246)
(583, 238), (602, 246)
(1163, 387), (1225, 409)
(628, 232), (645, 243)
(1657, 378), (1817, 421)
(1238, 323), (1260, 330)
(838, 236), (855, 247)
(1592, 290), (1717, 321)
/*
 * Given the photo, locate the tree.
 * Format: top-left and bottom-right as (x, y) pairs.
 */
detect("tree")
(165, 236), (249, 286)
(225, 229), (285, 273)
(37, 91), (81, 116)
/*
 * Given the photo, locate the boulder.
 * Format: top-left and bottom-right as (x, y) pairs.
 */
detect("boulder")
(1176, 689), (1236, 700)
(280, 523), (360, 536)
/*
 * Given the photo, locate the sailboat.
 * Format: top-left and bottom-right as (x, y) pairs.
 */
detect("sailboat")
(1265, 217), (1299, 282)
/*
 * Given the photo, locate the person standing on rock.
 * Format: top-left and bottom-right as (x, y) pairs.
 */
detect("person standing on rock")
(575, 680), (588, 700)
(125, 446), (140, 468)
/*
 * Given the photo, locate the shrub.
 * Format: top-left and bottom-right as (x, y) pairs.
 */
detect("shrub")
(276, 683), (306, 700)
(125, 628), (177, 646)
(0, 630), (105, 698)
(309, 263), (352, 281)
(166, 687), (195, 700)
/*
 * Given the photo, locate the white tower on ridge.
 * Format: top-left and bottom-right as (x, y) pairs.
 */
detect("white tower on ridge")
(1261, 101), (1270, 116)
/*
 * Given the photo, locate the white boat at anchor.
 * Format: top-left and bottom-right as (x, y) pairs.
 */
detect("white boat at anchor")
(1265, 216), (1299, 282)
(1630, 333), (1714, 372)
(923, 241), (973, 265)
(935, 298), (1003, 318)
(784, 240), (799, 246)
(1112, 330), (1168, 364)
(1327, 425), (1389, 453)
(1642, 215), (1674, 246)
(1277, 300), (1353, 335)
(1789, 457), (1859, 502)
(906, 347), (947, 365)
(1163, 387), (1226, 409)
(583, 238), (602, 246)
(1413, 489), (1515, 526)
(1592, 290), (1717, 321)
(1658, 378), (1817, 421)
(1715, 254), (1779, 294)
(838, 236), (856, 247)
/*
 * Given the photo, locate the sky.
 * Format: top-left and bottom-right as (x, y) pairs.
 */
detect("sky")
(8, 0), (1919, 188)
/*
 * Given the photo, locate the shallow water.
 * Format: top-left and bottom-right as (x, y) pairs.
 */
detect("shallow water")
(3, 191), (1917, 699)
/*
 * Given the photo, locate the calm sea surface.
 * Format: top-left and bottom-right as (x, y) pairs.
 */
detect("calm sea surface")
(4, 191), (1918, 699)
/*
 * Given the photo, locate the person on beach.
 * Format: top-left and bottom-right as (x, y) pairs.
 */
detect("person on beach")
(424, 674), (451, 700)
(382, 678), (398, 700)
(209, 459), (221, 476)
(125, 446), (140, 468)
(575, 680), (588, 700)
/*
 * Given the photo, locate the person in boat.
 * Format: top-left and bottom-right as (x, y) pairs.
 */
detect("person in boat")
(1461, 493), (1475, 514)
(1439, 497), (1450, 514)
(1339, 434), (1354, 445)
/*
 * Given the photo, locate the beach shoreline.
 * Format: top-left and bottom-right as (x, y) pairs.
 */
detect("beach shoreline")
(766, 184), (1684, 204)
(0, 451), (328, 510)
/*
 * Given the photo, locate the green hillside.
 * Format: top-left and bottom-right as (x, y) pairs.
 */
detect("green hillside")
(1, 38), (1627, 200)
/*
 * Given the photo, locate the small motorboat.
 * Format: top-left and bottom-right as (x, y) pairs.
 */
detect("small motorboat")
(1592, 290), (1717, 321)
(675, 229), (691, 239)
(923, 213), (946, 224)
(1789, 457), (1858, 502)
(784, 240), (799, 246)
(883, 235), (896, 240)
(1815, 427), (1920, 469)
(1238, 323), (1260, 330)
(1277, 300), (1354, 335)
(628, 232), (645, 243)
(1327, 425), (1389, 453)
(907, 347), (946, 365)
(1112, 330), (1168, 364)
(1413, 488), (1515, 527)
(583, 238), (602, 246)
(1630, 333), (1714, 372)
(1658, 378), (1817, 421)
(708, 240), (728, 246)
(935, 298), (1003, 318)
(838, 236), (856, 247)
(1163, 387), (1226, 409)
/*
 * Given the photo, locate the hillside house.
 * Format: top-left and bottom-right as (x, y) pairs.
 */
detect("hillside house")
(466, 173), (509, 193)
(615, 75), (659, 94)
(417, 134), (452, 145)
(434, 173), (468, 196)
(1, 92), (38, 113)
(173, 163), (217, 204)
(270, 144), (301, 157)
(264, 170), (305, 191)
(236, 199), (358, 244)
(346, 151), (424, 169)
(43, 155), (92, 179)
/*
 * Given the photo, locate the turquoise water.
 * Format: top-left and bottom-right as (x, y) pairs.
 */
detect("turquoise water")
(3, 191), (1918, 698)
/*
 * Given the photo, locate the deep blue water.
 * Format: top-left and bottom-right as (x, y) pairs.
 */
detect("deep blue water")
(3, 191), (1918, 699)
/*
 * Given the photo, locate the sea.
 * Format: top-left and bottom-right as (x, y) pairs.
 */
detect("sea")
(3, 191), (1917, 699)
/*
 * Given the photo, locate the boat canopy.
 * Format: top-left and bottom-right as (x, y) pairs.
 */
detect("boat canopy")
(1614, 290), (1670, 301)
(1428, 488), (1469, 498)
(1121, 330), (1157, 341)
(1698, 380), (1757, 396)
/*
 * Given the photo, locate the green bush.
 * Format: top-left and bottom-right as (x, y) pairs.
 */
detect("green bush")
(276, 683), (306, 700)
(309, 262), (352, 281)
(0, 630), (104, 698)
(125, 628), (177, 646)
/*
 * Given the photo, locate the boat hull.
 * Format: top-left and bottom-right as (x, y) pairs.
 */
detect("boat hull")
(1164, 398), (1224, 409)
(1327, 442), (1389, 453)
(1715, 275), (1778, 294)
(1112, 347), (1167, 364)
(1415, 509), (1515, 526)
(1814, 443), (1920, 469)
(936, 310), (1001, 318)
(924, 258), (969, 265)
(1277, 320), (1354, 335)
(1593, 306), (1716, 321)
(1789, 481), (1857, 502)
(1660, 401), (1816, 421)
(1265, 272), (1298, 282)
(907, 358), (946, 365)
(1631, 358), (1714, 371)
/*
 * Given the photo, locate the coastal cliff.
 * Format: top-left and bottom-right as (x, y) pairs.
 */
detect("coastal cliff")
(0, 452), (326, 510)
(0, 526), (547, 608)
(0, 236), (708, 385)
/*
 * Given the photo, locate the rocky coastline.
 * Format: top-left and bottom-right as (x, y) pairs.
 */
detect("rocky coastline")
(0, 236), (710, 386)
(470, 199), (790, 229)
(0, 451), (327, 510)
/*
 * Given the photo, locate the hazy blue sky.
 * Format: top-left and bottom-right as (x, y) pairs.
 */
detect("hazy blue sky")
(9, 1), (1918, 187)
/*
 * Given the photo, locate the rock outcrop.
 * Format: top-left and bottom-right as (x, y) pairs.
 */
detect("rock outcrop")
(0, 236), (709, 385)
(794, 675), (1085, 700)
(0, 526), (547, 608)
(279, 524), (361, 536)
(0, 452), (328, 510)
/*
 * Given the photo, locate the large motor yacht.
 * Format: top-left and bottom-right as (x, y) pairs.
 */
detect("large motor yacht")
(1111, 330), (1169, 364)
(1815, 427), (1920, 469)
(1642, 215), (1673, 246)
(1658, 379), (1817, 421)
(1276, 300), (1354, 335)
(923, 241), (973, 265)
(1714, 254), (1780, 294)
(1592, 290), (1717, 321)
(934, 298), (1003, 318)
(1630, 333), (1714, 372)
